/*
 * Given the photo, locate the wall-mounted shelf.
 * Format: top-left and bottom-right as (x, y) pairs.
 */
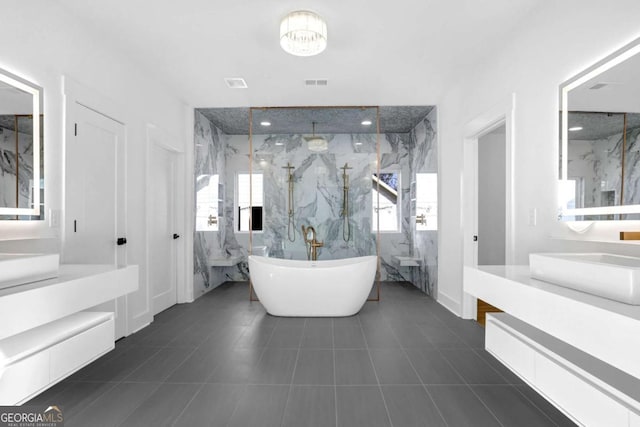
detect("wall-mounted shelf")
(393, 255), (421, 267)
(210, 255), (243, 267)
(0, 264), (138, 405)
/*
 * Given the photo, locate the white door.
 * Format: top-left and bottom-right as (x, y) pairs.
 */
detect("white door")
(149, 143), (178, 315)
(65, 103), (127, 339)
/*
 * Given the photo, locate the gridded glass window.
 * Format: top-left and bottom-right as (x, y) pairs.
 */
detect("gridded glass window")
(237, 173), (263, 232)
(372, 171), (400, 232)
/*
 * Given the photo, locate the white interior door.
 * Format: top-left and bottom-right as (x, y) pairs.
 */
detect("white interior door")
(65, 103), (127, 339)
(149, 142), (177, 315)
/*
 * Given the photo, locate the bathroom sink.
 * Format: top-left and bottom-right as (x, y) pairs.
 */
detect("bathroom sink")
(0, 253), (60, 290)
(529, 253), (640, 305)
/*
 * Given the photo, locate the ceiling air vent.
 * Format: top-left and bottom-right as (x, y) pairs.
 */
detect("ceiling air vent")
(305, 79), (328, 86)
(588, 82), (622, 90)
(224, 78), (248, 89)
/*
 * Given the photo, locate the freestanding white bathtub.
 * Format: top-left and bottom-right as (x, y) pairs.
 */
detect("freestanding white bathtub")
(248, 255), (377, 317)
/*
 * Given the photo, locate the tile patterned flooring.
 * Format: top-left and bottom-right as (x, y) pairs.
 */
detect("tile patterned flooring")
(28, 282), (576, 426)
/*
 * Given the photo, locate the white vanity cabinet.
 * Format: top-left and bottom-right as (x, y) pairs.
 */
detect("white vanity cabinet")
(0, 264), (138, 405)
(465, 265), (640, 426)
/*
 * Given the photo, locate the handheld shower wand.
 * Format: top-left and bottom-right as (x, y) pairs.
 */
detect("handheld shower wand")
(283, 162), (296, 242)
(340, 163), (353, 242)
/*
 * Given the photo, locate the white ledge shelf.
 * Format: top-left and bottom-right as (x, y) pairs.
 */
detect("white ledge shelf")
(0, 264), (138, 340)
(210, 256), (243, 267)
(393, 256), (421, 267)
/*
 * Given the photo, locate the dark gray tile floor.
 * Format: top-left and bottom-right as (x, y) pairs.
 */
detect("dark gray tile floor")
(27, 281), (575, 426)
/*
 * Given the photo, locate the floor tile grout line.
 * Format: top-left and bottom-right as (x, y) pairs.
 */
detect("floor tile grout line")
(168, 382), (207, 427)
(221, 320), (279, 427)
(511, 384), (568, 427)
(332, 318), (338, 427)
(433, 344), (507, 427)
(111, 381), (164, 427)
(470, 347), (522, 385)
(389, 323), (450, 427)
(357, 314), (395, 427)
(279, 318), (306, 427)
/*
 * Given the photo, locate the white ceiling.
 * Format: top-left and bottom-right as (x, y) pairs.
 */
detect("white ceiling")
(54, 0), (542, 108)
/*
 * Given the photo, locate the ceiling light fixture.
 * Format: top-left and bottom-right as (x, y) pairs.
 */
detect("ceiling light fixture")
(305, 121), (328, 152)
(361, 120), (372, 126)
(260, 121), (271, 126)
(569, 126), (583, 131)
(280, 10), (327, 57)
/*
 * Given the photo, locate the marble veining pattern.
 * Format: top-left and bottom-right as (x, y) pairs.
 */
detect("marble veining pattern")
(0, 120), (34, 209)
(623, 125), (640, 205)
(193, 111), (248, 297)
(253, 133), (376, 261)
(194, 107), (438, 298)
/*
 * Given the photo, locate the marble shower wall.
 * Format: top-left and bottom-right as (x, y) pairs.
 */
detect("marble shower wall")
(622, 124), (640, 205)
(194, 107), (438, 298)
(0, 118), (34, 209)
(193, 111), (247, 297)
(568, 135), (623, 207)
(411, 108), (438, 296)
(253, 133), (377, 260)
(377, 109), (438, 295)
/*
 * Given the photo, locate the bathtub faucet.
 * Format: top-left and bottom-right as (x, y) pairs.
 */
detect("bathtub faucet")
(301, 225), (324, 261)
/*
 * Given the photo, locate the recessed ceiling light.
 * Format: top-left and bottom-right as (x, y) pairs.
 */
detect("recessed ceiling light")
(260, 121), (271, 126)
(355, 142), (363, 145)
(361, 120), (372, 126)
(569, 126), (583, 131)
(224, 77), (248, 89)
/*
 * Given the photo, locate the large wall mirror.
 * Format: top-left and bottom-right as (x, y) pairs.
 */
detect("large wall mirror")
(559, 37), (640, 220)
(0, 68), (43, 219)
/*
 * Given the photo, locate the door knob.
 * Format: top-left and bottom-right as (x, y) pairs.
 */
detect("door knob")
(117, 237), (127, 245)
(173, 234), (180, 239)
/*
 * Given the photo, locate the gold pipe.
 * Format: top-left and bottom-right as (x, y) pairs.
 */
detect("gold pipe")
(248, 108), (258, 302)
(369, 106), (381, 302)
(620, 112), (627, 211)
(14, 115), (19, 210)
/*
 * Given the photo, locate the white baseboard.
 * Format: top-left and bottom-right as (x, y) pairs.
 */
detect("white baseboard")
(437, 290), (461, 317)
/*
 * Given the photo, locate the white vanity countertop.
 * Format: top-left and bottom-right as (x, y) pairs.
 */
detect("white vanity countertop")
(0, 264), (138, 340)
(465, 265), (640, 379)
(474, 265), (640, 321)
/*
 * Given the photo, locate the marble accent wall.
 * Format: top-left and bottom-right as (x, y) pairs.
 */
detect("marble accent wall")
(411, 108), (438, 296)
(0, 118), (34, 209)
(193, 111), (247, 297)
(252, 134), (377, 260)
(194, 107), (438, 298)
(568, 135), (623, 208)
(377, 108), (438, 295)
(623, 124), (640, 206)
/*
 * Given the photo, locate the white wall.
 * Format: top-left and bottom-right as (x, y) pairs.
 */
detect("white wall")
(478, 127), (506, 265)
(438, 0), (640, 314)
(0, 2), (189, 330)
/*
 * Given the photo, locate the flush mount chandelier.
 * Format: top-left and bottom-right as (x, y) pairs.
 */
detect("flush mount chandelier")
(280, 10), (327, 57)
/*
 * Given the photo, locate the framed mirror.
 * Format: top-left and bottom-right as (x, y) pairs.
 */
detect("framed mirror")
(559, 37), (640, 220)
(0, 67), (43, 219)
